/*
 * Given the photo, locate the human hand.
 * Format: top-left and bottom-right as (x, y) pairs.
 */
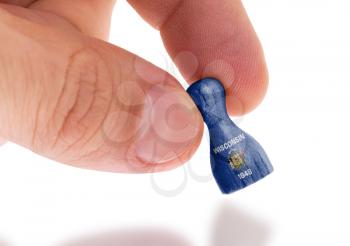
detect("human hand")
(0, 0), (268, 173)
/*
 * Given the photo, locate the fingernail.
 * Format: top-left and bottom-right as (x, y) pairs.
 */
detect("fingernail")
(134, 85), (202, 164)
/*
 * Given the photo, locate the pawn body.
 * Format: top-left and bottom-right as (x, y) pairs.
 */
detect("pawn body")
(187, 78), (273, 194)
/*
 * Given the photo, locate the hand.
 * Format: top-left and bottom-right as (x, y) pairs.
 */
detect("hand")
(0, 0), (268, 173)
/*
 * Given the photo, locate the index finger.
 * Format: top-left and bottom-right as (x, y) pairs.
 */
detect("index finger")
(128, 0), (268, 116)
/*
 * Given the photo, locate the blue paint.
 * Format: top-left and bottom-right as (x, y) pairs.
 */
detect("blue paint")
(187, 78), (273, 194)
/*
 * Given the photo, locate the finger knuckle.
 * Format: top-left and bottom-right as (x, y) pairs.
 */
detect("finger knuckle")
(39, 47), (114, 159)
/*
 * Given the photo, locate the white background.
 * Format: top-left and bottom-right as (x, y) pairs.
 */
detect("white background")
(1, 0), (350, 245)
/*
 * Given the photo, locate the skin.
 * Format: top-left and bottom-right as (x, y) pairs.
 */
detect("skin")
(0, 0), (268, 173)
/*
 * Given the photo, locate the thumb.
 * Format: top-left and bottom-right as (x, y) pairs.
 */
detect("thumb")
(0, 6), (203, 173)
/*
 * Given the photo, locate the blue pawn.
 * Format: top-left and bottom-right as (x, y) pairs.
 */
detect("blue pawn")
(187, 78), (273, 194)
